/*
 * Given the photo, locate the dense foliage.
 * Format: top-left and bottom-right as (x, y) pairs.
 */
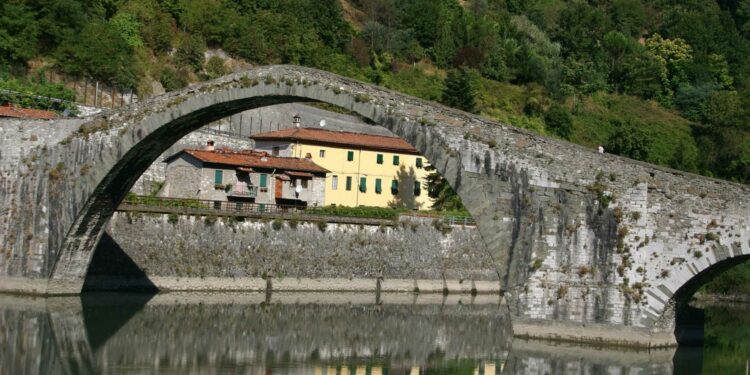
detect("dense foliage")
(0, 72), (78, 113)
(2, 0), (749, 183)
(699, 304), (750, 373)
(702, 262), (750, 296)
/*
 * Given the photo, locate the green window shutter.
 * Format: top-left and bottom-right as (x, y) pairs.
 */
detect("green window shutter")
(391, 179), (399, 194)
(375, 179), (382, 194)
(392, 155), (400, 165)
(346, 176), (352, 191)
(259, 174), (267, 188)
(359, 177), (367, 192)
(416, 158), (423, 168)
(414, 181), (421, 196)
(214, 170), (223, 184)
(376, 154), (383, 164)
(347, 151), (354, 161)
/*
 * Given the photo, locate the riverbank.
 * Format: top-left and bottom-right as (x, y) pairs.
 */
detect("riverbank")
(692, 293), (750, 304)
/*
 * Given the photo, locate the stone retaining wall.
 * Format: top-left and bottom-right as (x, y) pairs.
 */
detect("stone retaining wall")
(85, 212), (497, 292)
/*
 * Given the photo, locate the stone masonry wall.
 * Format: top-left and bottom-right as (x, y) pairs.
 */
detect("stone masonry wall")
(0, 119), (89, 280)
(86, 212), (497, 290)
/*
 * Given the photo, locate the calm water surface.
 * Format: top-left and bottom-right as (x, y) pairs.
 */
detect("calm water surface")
(0, 293), (748, 374)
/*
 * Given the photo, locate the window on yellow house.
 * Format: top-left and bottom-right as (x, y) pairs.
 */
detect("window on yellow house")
(416, 158), (423, 168)
(359, 177), (367, 192)
(391, 179), (399, 194)
(331, 175), (338, 190)
(392, 155), (400, 165)
(414, 181), (421, 196)
(346, 176), (352, 191)
(376, 154), (383, 164)
(347, 151), (354, 161)
(375, 178), (382, 194)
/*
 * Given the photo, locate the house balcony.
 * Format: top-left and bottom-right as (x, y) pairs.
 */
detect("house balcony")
(228, 184), (258, 198)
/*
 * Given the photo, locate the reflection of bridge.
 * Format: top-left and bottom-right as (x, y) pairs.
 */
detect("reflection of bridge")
(0, 293), (678, 375)
(1, 293), (513, 374)
(2, 65), (750, 347)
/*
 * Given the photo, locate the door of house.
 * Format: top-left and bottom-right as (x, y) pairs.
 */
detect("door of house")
(275, 177), (283, 199)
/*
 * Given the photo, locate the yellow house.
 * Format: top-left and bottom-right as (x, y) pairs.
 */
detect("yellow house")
(251, 127), (433, 209)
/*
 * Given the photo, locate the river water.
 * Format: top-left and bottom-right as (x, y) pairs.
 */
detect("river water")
(0, 292), (747, 374)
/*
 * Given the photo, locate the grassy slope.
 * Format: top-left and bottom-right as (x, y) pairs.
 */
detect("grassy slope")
(571, 93), (698, 165)
(375, 61), (697, 167)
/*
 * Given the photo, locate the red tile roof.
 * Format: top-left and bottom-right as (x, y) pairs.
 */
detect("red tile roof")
(0, 104), (57, 120)
(165, 149), (329, 174)
(251, 128), (419, 154)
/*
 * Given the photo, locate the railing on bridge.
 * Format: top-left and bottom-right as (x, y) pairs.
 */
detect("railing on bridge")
(399, 212), (477, 226)
(442, 215), (476, 226)
(119, 195), (476, 226)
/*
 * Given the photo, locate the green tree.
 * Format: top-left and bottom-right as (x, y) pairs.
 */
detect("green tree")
(178, 0), (235, 46)
(160, 66), (188, 91)
(602, 31), (633, 91)
(644, 33), (693, 100)
(707, 53), (734, 89)
(606, 121), (652, 161)
(674, 83), (719, 122)
(55, 20), (139, 88)
(204, 56), (227, 79)
(510, 15), (563, 90)
(111, 12), (143, 48)
(619, 49), (665, 100)
(543, 104), (573, 139)
(0, 2), (39, 66)
(441, 67), (477, 113)
(703, 90), (744, 128)
(223, 18), (268, 63)
(609, 0), (647, 37)
(424, 166), (464, 211)
(175, 34), (206, 72)
(33, 0), (95, 53)
(143, 10), (174, 53)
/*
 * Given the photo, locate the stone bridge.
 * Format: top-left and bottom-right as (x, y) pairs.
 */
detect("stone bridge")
(1, 65), (749, 347)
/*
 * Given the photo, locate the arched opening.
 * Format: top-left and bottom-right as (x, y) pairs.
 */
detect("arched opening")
(58, 89), (490, 294)
(671, 256), (750, 373)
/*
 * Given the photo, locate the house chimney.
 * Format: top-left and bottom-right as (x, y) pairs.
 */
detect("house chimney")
(293, 113), (301, 128)
(206, 140), (215, 151)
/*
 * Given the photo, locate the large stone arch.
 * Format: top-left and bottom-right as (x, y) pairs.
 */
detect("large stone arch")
(46, 71), (485, 292)
(2, 65), (750, 347)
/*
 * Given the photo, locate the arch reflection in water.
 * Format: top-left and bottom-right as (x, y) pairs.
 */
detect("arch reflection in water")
(2, 293), (510, 374)
(0, 293), (678, 374)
